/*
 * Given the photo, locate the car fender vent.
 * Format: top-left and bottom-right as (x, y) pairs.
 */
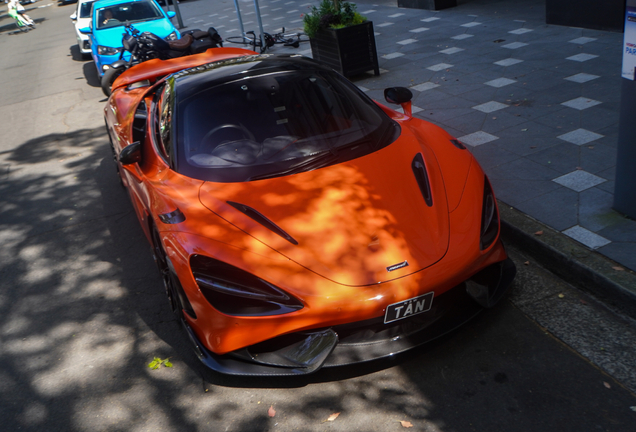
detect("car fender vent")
(226, 201), (298, 245)
(412, 153), (433, 207)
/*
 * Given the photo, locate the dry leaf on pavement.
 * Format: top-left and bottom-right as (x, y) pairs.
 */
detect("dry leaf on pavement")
(268, 406), (276, 417)
(326, 413), (340, 422)
(400, 421), (414, 428)
(604, 382), (611, 389)
(612, 266), (625, 271)
(534, 230), (543, 236)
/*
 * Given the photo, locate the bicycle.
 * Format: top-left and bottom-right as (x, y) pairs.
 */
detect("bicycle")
(226, 28), (309, 53)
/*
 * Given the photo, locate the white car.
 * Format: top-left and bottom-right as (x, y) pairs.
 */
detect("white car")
(70, 0), (96, 57)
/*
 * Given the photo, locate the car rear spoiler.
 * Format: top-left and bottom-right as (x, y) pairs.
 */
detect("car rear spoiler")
(111, 47), (258, 92)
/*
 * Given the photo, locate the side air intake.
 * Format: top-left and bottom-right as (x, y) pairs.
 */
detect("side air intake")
(412, 153), (433, 207)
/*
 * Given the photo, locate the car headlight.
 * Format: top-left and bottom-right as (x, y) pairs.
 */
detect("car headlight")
(165, 31), (178, 41)
(190, 255), (304, 317)
(97, 45), (122, 55)
(480, 176), (500, 250)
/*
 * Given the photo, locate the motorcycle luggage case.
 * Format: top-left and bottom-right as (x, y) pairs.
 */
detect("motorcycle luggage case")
(190, 35), (216, 54)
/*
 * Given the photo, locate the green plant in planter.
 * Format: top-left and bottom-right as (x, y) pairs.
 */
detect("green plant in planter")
(303, 0), (366, 38)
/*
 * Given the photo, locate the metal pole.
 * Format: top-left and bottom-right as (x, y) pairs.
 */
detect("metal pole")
(232, 0), (246, 39)
(252, 0), (266, 51)
(614, 0), (636, 218)
(172, 0), (185, 30)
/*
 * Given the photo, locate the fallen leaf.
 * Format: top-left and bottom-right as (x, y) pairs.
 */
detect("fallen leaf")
(268, 406), (276, 417)
(603, 382), (611, 389)
(400, 421), (414, 428)
(576, 166), (583, 170)
(521, 128), (528, 131)
(612, 266), (625, 271)
(558, 294), (565, 299)
(524, 261), (530, 266)
(534, 231), (543, 236)
(326, 413), (340, 422)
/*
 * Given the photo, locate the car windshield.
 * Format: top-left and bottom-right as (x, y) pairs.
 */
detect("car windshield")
(174, 64), (399, 183)
(96, 0), (163, 29)
(79, 1), (95, 18)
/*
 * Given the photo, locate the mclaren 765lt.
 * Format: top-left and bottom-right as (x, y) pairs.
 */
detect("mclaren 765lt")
(104, 48), (516, 376)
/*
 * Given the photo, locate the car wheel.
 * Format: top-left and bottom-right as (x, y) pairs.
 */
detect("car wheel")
(105, 121), (125, 187)
(101, 67), (126, 97)
(151, 228), (185, 319)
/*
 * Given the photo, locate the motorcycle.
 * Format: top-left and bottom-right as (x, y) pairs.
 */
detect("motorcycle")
(101, 24), (223, 96)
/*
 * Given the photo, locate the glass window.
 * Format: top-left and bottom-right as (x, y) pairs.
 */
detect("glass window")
(175, 69), (399, 182)
(96, 0), (163, 29)
(79, 1), (95, 19)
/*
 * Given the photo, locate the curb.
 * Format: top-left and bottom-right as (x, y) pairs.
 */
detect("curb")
(498, 202), (636, 319)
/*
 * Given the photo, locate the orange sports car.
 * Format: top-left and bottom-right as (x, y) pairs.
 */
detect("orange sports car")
(105, 48), (516, 375)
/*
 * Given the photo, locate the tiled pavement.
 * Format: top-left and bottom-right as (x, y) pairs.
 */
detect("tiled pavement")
(177, 0), (636, 272)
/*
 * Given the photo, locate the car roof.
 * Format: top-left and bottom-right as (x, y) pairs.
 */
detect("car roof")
(172, 55), (334, 100)
(92, 0), (156, 10)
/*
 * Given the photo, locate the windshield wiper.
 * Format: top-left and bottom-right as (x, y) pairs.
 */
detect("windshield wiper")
(249, 151), (338, 181)
(249, 140), (371, 181)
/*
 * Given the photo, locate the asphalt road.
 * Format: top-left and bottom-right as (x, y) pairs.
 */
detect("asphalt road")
(0, 2), (635, 431)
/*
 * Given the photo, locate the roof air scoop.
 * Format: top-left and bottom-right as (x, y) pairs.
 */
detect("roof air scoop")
(226, 201), (299, 245)
(412, 153), (433, 207)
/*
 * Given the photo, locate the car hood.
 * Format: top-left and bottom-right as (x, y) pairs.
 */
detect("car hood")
(198, 132), (451, 286)
(93, 19), (176, 46)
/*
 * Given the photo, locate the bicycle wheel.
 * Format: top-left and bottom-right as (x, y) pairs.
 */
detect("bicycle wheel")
(225, 35), (255, 46)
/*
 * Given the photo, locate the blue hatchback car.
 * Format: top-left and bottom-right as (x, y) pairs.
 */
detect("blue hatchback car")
(83, 0), (179, 79)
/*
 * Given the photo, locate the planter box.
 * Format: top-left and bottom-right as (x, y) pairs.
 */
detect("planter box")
(397, 0), (456, 11)
(546, 0), (625, 32)
(309, 21), (380, 78)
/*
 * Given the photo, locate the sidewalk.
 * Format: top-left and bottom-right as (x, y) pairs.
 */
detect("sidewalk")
(178, 0), (636, 313)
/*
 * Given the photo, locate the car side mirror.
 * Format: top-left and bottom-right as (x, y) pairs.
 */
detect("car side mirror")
(119, 141), (142, 165)
(384, 87), (413, 117)
(79, 27), (92, 34)
(167, 11), (176, 19)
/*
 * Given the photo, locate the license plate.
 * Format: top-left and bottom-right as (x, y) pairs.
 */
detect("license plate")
(384, 292), (434, 324)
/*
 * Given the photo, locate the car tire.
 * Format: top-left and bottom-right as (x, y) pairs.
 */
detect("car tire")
(151, 228), (185, 320)
(101, 67), (125, 97)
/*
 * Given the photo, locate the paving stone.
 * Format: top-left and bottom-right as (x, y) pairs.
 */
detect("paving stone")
(563, 225), (611, 249)
(561, 97), (602, 110)
(411, 82), (440, 91)
(485, 77), (517, 88)
(509, 28), (534, 34)
(440, 47), (464, 54)
(472, 101), (509, 113)
(421, 17), (440, 22)
(558, 129), (604, 145)
(553, 170), (607, 192)
(565, 73), (600, 83)
(383, 52), (405, 59)
(457, 131), (499, 146)
(514, 188), (579, 231)
(569, 37), (597, 44)
(566, 53), (599, 62)
(451, 34), (473, 40)
(397, 38), (417, 45)
(461, 22), (482, 27)
(502, 42), (529, 49)
(427, 63), (453, 71)
(494, 58), (524, 66)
